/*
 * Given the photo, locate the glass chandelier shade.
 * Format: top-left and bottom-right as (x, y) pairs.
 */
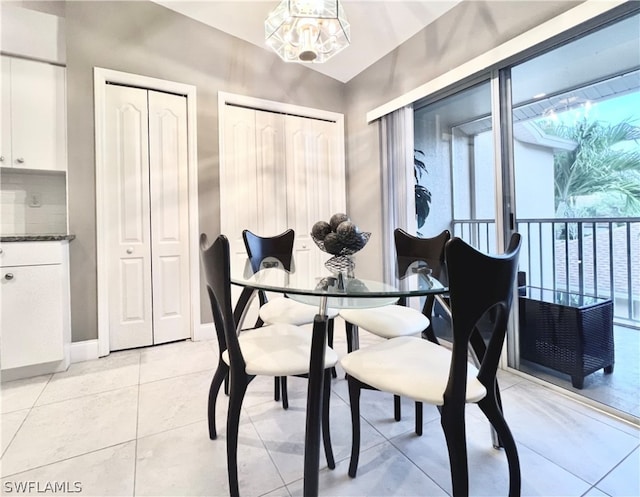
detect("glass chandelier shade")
(265, 0), (351, 63)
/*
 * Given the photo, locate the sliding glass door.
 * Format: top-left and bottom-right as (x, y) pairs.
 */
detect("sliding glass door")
(413, 80), (495, 341)
(413, 80), (495, 247)
(412, 10), (639, 419)
(508, 13), (639, 417)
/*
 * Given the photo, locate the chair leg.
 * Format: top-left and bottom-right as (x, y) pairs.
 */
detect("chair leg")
(208, 361), (229, 439)
(493, 380), (504, 449)
(394, 395), (401, 421)
(415, 401), (423, 436)
(226, 374), (249, 497)
(347, 376), (362, 478)
(281, 376), (289, 410)
(224, 372), (230, 396)
(441, 403), (469, 497)
(322, 369), (335, 469)
(327, 319), (337, 379)
(274, 376), (280, 401)
(478, 398), (521, 497)
(345, 322), (360, 353)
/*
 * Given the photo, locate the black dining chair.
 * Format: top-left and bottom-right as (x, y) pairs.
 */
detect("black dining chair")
(341, 234), (522, 497)
(200, 234), (337, 497)
(339, 228), (450, 434)
(241, 229), (339, 408)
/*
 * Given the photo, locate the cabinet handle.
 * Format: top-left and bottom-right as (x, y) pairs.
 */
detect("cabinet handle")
(126, 247), (134, 254)
(4, 273), (14, 280)
(16, 158), (25, 164)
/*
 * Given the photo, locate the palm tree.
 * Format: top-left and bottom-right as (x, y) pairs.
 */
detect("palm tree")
(541, 117), (640, 217)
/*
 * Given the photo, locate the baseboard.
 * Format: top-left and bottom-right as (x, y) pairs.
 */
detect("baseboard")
(194, 322), (215, 342)
(70, 339), (100, 363)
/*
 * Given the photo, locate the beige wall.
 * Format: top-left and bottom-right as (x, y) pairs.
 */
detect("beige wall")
(64, 0), (588, 342)
(343, 1), (583, 280)
(65, 1), (344, 341)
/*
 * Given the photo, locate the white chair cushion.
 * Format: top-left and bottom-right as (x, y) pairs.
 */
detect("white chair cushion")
(222, 323), (338, 376)
(339, 305), (430, 339)
(259, 296), (339, 325)
(340, 336), (486, 406)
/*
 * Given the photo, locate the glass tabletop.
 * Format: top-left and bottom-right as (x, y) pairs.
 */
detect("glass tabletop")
(230, 256), (447, 309)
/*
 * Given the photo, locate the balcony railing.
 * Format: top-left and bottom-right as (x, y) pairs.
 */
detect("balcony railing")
(452, 217), (640, 327)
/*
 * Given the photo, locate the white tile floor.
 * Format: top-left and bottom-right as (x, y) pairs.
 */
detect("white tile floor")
(1, 326), (638, 497)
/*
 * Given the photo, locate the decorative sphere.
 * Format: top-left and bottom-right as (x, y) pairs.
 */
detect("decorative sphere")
(336, 221), (360, 245)
(329, 212), (349, 232)
(349, 232), (369, 251)
(311, 221), (332, 240)
(323, 232), (344, 255)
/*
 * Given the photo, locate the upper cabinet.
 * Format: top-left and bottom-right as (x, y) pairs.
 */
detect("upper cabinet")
(1, 55), (67, 172)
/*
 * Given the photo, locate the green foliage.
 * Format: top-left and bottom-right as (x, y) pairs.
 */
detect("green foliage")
(540, 117), (640, 217)
(414, 149), (432, 228)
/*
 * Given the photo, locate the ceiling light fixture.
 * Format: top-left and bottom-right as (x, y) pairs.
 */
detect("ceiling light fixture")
(265, 0), (351, 63)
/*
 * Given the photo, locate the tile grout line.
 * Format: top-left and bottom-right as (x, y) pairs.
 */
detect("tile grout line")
(584, 445), (640, 496)
(1, 374), (53, 462)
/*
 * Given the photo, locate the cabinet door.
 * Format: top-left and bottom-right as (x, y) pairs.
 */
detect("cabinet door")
(0, 264), (64, 369)
(10, 57), (66, 171)
(1, 56), (11, 166)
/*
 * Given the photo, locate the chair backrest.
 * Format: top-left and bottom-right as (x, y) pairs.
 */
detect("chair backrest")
(242, 229), (295, 273)
(394, 228), (450, 281)
(394, 228), (451, 327)
(200, 234), (246, 374)
(444, 233), (521, 405)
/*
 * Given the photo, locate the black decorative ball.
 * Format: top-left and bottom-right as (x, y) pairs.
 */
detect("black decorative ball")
(311, 221), (332, 240)
(323, 232), (344, 255)
(329, 212), (349, 232)
(349, 232), (369, 251)
(336, 220), (361, 246)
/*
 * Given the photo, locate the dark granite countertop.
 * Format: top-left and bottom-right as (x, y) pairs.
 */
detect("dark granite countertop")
(0, 234), (76, 242)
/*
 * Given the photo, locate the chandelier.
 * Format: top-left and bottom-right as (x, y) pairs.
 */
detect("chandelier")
(265, 0), (351, 63)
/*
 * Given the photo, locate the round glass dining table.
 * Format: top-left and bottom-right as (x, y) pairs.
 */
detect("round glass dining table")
(230, 258), (448, 497)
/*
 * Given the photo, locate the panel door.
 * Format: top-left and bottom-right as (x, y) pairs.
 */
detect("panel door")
(105, 84), (153, 351)
(148, 90), (190, 344)
(285, 115), (346, 281)
(1, 56), (11, 166)
(0, 264), (64, 369)
(221, 105), (287, 267)
(10, 57), (65, 171)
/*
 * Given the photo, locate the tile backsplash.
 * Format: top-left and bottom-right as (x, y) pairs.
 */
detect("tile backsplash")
(0, 169), (67, 235)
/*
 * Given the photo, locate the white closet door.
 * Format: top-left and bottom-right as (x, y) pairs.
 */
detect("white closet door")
(148, 90), (190, 344)
(285, 116), (346, 281)
(105, 84), (153, 350)
(221, 105), (287, 265)
(255, 109), (287, 236)
(221, 102), (345, 289)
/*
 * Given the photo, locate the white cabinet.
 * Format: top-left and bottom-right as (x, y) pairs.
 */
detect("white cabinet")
(0, 241), (71, 374)
(1, 55), (66, 171)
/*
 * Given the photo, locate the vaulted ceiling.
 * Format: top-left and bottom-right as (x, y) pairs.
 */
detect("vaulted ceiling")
(152, 0), (463, 83)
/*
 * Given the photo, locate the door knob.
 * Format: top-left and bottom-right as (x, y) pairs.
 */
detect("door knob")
(126, 247), (134, 254)
(0, 156), (4, 162)
(4, 273), (14, 280)
(16, 157), (25, 164)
